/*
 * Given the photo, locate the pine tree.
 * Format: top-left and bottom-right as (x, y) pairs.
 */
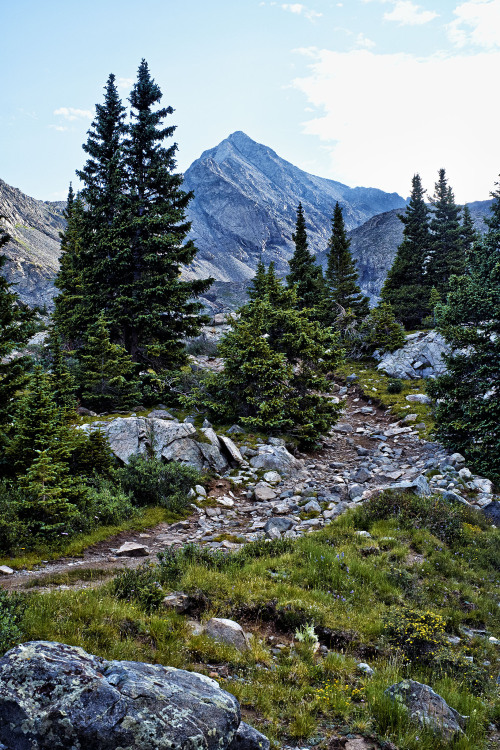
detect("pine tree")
(427, 169), (465, 295)
(286, 203), (326, 314)
(427, 177), (500, 482)
(78, 313), (141, 413)
(0, 217), (36, 443)
(325, 202), (369, 321)
(361, 303), (406, 353)
(52, 188), (86, 345)
(461, 205), (479, 263)
(48, 331), (77, 416)
(117, 60), (212, 366)
(381, 174), (432, 328)
(186, 270), (344, 446)
(247, 257), (268, 302)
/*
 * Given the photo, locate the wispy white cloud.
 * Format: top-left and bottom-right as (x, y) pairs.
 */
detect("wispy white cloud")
(448, 0), (500, 48)
(116, 77), (134, 91)
(384, 1), (439, 25)
(53, 107), (92, 121)
(281, 3), (322, 21)
(355, 32), (376, 48)
(49, 124), (69, 132)
(292, 47), (500, 201)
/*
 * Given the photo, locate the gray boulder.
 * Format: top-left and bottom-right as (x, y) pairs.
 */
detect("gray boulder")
(228, 722), (270, 750)
(482, 500), (500, 525)
(385, 679), (467, 740)
(264, 517), (294, 534)
(376, 330), (450, 379)
(0, 641), (242, 750)
(80, 417), (230, 473)
(249, 445), (298, 475)
(205, 618), (249, 652)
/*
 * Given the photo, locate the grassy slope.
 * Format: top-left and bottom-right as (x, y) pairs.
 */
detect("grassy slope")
(14, 497), (499, 750)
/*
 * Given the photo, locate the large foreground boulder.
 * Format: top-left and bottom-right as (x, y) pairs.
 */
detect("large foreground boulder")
(376, 330), (450, 379)
(80, 416), (231, 472)
(385, 679), (467, 740)
(0, 641), (259, 750)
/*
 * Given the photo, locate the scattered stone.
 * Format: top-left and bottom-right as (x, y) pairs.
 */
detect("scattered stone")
(162, 592), (191, 613)
(459, 467), (472, 480)
(473, 477), (493, 494)
(205, 618), (249, 651)
(0, 641), (241, 750)
(249, 445), (298, 474)
(481, 501), (500, 525)
(148, 409), (175, 420)
(264, 517), (294, 534)
(203, 418), (212, 429)
(353, 467), (372, 483)
(254, 482), (277, 502)
(195, 484), (207, 497)
(357, 662), (374, 676)
(405, 394), (431, 404)
(332, 423), (354, 434)
(0, 566), (14, 576)
(449, 452), (466, 465)
(346, 374), (358, 384)
(403, 413), (418, 423)
(263, 471), (281, 485)
(356, 530), (372, 538)
(115, 542), (149, 557)
(227, 424), (245, 435)
(349, 484), (364, 500)
(219, 435), (244, 464)
(442, 490), (469, 505)
(217, 496), (235, 508)
(385, 679), (467, 740)
(228, 722), (270, 750)
(304, 499), (321, 513)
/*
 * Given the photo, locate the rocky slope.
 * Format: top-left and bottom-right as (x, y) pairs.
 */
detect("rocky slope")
(182, 131), (406, 285)
(0, 178), (65, 308)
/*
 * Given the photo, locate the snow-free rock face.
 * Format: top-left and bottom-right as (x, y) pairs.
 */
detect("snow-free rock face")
(375, 330), (450, 379)
(385, 679), (467, 740)
(0, 641), (243, 750)
(80, 416), (244, 472)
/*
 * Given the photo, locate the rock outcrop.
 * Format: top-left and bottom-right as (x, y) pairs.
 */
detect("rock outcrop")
(0, 640), (258, 750)
(385, 679), (467, 740)
(375, 330), (450, 379)
(80, 416), (243, 472)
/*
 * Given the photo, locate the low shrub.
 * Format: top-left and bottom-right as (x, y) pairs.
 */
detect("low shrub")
(0, 591), (25, 656)
(387, 378), (403, 394)
(117, 456), (201, 513)
(384, 606), (445, 665)
(87, 480), (135, 527)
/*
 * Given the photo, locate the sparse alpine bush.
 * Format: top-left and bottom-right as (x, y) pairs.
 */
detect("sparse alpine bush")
(0, 591), (24, 656)
(117, 455), (201, 513)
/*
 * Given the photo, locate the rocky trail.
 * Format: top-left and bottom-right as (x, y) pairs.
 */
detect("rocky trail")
(1, 380), (497, 593)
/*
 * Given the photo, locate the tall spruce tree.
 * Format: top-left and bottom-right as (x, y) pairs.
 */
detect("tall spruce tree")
(427, 176), (500, 482)
(325, 202), (369, 321)
(0, 217), (36, 446)
(427, 169), (465, 295)
(247, 257), (268, 302)
(381, 174), (432, 328)
(286, 203), (325, 314)
(52, 188), (86, 346)
(117, 60), (212, 366)
(461, 205), (479, 263)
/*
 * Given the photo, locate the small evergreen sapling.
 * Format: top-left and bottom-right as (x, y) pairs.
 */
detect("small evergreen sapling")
(78, 313), (141, 413)
(361, 303), (406, 354)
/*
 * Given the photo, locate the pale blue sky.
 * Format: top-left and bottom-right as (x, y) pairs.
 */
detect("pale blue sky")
(2, 0), (499, 202)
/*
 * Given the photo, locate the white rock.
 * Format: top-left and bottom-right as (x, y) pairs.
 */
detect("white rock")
(115, 542), (150, 557)
(205, 617), (249, 651)
(263, 471), (282, 485)
(195, 485), (207, 497)
(254, 482), (277, 502)
(218, 435), (243, 464)
(216, 495), (235, 508)
(473, 477), (493, 494)
(0, 565), (14, 576)
(405, 394), (432, 404)
(459, 468), (472, 480)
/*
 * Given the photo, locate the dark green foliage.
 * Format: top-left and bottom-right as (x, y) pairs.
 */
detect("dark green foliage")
(117, 455), (201, 513)
(287, 203), (326, 316)
(427, 180), (500, 483)
(0, 482), (29, 552)
(247, 257), (268, 302)
(185, 272), (344, 446)
(325, 202), (369, 321)
(116, 60), (212, 367)
(52, 189), (87, 345)
(48, 330), (77, 416)
(78, 313), (141, 412)
(427, 168), (465, 296)
(381, 174), (432, 328)
(387, 378), (403, 394)
(461, 204), (479, 261)
(361, 303), (406, 354)
(0, 218), (37, 444)
(86, 479), (135, 527)
(356, 490), (466, 546)
(0, 590), (24, 656)
(422, 286), (442, 329)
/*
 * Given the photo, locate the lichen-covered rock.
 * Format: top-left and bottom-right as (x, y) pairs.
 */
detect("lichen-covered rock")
(205, 618), (249, 652)
(228, 722), (270, 750)
(249, 445), (298, 475)
(0, 641), (241, 750)
(385, 679), (467, 740)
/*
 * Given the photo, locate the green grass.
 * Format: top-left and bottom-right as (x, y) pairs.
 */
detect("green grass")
(0, 506), (183, 571)
(4, 494), (499, 748)
(337, 360), (435, 437)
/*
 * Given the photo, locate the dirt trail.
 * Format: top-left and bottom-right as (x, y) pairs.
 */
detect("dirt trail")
(0, 387), (438, 593)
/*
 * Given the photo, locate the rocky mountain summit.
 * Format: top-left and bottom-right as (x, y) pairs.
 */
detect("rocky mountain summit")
(183, 131), (406, 286)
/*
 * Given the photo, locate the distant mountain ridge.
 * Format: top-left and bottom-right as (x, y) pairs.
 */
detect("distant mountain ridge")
(182, 131), (406, 283)
(0, 132), (494, 309)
